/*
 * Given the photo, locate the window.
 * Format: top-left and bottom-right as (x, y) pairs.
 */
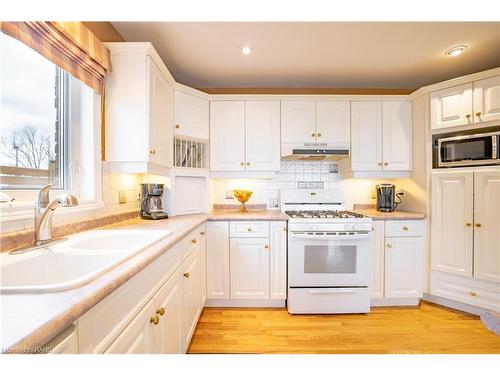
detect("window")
(1, 32), (99, 203)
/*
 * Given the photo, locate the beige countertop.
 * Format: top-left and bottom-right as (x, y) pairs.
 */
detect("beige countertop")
(1, 210), (287, 352)
(354, 208), (427, 221)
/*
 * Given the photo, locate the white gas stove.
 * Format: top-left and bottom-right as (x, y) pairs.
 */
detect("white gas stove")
(281, 189), (372, 314)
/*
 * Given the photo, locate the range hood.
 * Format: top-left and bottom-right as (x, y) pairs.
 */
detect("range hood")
(281, 143), (350, 161)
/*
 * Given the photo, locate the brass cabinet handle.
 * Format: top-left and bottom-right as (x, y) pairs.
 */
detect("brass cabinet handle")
(264, 245), (269, 249)
(283, 227), (287, 232)
(402, 226), (409, 231)
(312, 132), (316, 137)
(317, 133), (322, 137)
(469, 291), (477, 297)
(175, 124), (180, 128)
(466, 114), (471, 119)
(191, 238), (197, 244)
(475, 223), (482, 228)
(386, 244), (392, 248)
(465, 223), (472, 227)
(149, 149), (156, 155)
(246, 162), (250, 166)
(378, 162), (383, 166)
(384, 162), (389, 166)
(183, 272), (190, 278)
(475, 112), (481, 117)
(247, 227), (252, 232)
(240, 162), (244, 166)
(156, 307), (165, 316)
(200, 231), (205, 236)
(150, 315), (160, 325)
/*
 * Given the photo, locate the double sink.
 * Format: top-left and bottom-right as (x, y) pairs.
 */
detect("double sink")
(0, 229), (171, 294)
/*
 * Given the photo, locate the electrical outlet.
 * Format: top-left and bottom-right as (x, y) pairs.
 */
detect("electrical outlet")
(225, 190), (234, 199)
(119, 191), (127, 204)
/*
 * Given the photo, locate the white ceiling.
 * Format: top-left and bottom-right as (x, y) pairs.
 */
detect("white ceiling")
(112, 22), (500, 90)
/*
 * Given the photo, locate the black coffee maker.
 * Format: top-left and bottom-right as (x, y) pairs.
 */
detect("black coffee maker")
(140, 183), (168, 220)
(376, 184), (402, 212)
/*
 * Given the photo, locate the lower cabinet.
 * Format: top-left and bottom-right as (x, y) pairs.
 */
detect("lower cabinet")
(370, 220), (424, 305)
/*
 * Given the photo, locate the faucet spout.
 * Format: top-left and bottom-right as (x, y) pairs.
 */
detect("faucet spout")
(34, 185), (79, 246)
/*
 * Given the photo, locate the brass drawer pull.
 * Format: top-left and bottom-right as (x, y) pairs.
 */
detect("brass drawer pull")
(191, 238), (197, 244)
(240, 162), (244, 166)
(150, 315), (160, 325)
(475, 223), (482, 228)
(469, 291), (477, 297)
(402, 226), (408, 231)
(200, 231), (205, 236)
(175, 124), (180, 128)
(317, 133), (322, 137)
(183, 272), (190, 279)
(387, 244), (392, 248)
(465, 223), (472, 227)
(149, 149), (156, 155)
(264, 245), (269, 249)
(312, 133), (316, 137)
(466, 114), (471, 119)
(475, 112), (481, 117)
(247, 228), (252, 232)
(384, 162), (389, 166)
(378, 162), (382, 166)
(156, 307), (165, 316)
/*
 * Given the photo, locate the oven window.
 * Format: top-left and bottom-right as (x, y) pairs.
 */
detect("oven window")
(441, 137), (493, 162)
(304, 245), (357, 274)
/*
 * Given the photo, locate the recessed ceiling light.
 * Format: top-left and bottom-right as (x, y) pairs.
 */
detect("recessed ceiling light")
(445, 45), (467, 57)
(240, 44), (252, 56)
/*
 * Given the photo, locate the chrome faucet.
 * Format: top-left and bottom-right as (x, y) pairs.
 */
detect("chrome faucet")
(34, 184), (79, 246)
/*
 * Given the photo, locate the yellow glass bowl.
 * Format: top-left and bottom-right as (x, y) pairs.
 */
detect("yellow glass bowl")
(233, 190), (253, 212)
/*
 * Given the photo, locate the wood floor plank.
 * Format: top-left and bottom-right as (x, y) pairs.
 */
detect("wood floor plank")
(187, 302), (500, 354)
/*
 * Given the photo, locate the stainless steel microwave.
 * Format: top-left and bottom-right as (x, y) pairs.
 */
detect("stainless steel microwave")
(433, 129), (499, 168)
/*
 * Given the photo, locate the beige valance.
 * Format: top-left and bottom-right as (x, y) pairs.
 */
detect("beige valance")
(0, 21), (112, 94)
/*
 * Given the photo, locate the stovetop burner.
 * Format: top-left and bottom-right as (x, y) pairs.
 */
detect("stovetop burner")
(285, 210), (365, 219)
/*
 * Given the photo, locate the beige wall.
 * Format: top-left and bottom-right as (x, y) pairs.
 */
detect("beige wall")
(83, 22), (124, 42)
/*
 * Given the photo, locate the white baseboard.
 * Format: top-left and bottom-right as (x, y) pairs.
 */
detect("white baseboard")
(370, 297), (420, 307)
(204, 299), (286, 308)
(422, 293), (488, 316)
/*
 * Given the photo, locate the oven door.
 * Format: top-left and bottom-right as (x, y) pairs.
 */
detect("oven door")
(438, 133), (498, 167)
(288, 232), (371, 287)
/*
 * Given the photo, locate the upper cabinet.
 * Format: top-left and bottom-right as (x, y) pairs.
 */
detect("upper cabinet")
(281, 100), (350, 146)
(105, 43), (174, 175)
(210, 100), (280, 172)
(174, 91), (209, 140)
(350, 101), (412, 172)
(431, 76), (500, 130)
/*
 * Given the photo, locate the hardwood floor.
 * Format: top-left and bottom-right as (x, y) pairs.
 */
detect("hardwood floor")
(187, 301), (500, 354)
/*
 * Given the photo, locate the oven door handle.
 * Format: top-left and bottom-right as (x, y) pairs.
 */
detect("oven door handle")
(290, 233), (371, 240)
(308, 289), (357, 295)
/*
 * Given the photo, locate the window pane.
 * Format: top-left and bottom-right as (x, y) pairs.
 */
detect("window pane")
(0, 32), (65, 189)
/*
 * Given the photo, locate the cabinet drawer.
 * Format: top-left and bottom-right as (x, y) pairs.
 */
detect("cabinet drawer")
(430, 271), (500, 311)
(385, 220), (424, 237)
(46, 324), (77, 354)
(230, 221), (269, 238)
(183, 225), (204, 259)
(288, 288), (370, 314)
(77, 242), (181, 353)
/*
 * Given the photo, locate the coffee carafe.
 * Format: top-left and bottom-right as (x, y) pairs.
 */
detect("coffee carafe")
(140, 183), (168, 220)
(376, 184), (402, 212)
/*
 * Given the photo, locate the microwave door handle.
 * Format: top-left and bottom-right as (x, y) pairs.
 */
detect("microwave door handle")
(493, 136), (498, 159)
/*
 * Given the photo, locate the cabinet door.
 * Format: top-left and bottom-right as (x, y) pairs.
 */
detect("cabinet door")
(351, 101), (383, 171)
(370, 221), (385, 299)
(384, 237), (423, 298)
(148, 57), (173, 168)
(181, 247), (202, 351)
(154, 272), (183, 354)
(382, 102), (412, 171)
(206, 222), (230, 299)
(174, 91), (209, 139)
(473, 76), (500, 124)
(270, 221), (287, 300)
(245, 101), (281, 171)
(281, 101), (316, 143)
(430, 83), (473, 130)
(431, 171), (474, 277)
(210, 101), (245, 171)
(474, 169), (500, 282)
(230, 238), (270, 299)
(315, 101), (350, 146)
(105, 298), (156, 354)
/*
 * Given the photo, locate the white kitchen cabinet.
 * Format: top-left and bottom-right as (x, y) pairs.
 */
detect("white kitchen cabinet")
(431, 171), (474, 277)
(230, 238), (270, 299)
(199, 227), (207, 305)
(473, 169), (500, 283)
(104, 297), (157, 354)
(315, 101), (350, 146)
(174, 90), (209, 139)
(104, 43), (174, 175)
(270, 221), (287, 300)
(473, 76), (500, 124)
(206, 221), (230, 299)
(350, 101), (383, 171)
(46, 325), (78, 354)
(281, 101), (316, 143)
(154, 272), (183, 354)
(384, 236), (423, 298)
(181, 245), (202, 351)
(245, 101), (281, 171)
(370, 221), (385, 299)
(431, 83), (473, 130)
(382, 102), (412, 171)
(210, 101), (246, 171)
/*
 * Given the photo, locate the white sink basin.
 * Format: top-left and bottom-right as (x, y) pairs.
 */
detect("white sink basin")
(0, 229), (171, 294)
